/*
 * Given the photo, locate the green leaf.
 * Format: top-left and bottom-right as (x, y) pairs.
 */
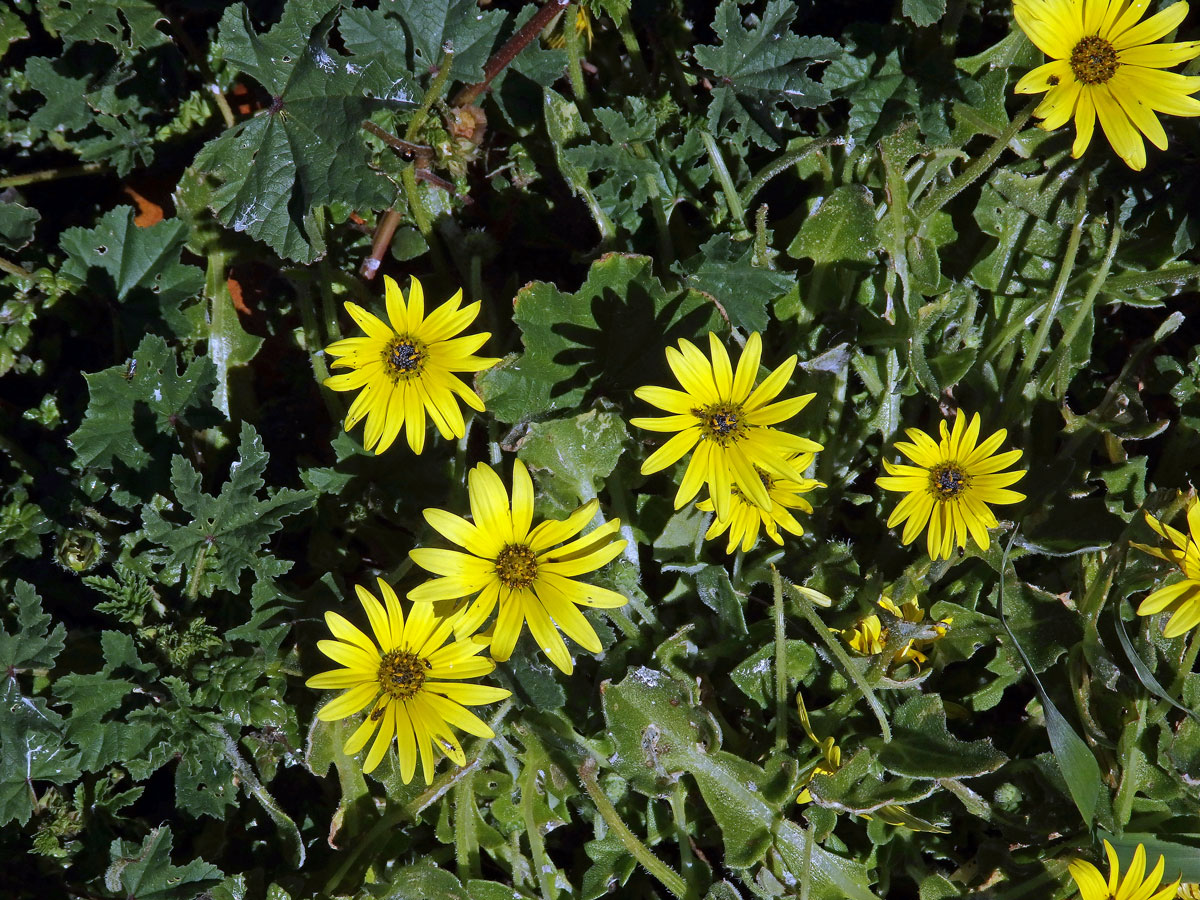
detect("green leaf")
(1099, 831), (1200, 883)
(0, 580), (66, 671)
(788, 185), (879, 264)
(374, 861), (472, 899)
(59, 206), (204, 328)
(0, 678), (81, 826)
(0, 5), (29, 60)
(103, 826), (222, 900)
(479, 254), (717, 424)
(385, 0), (507, 82)
(902, 0), (946, 27)
(603, 668), (879, 899)
(694, 0), (840, 147)
(874, 696), (1007, 778)
(0, 201), (38, 251)
(196, 2), (416, 262)
(70, 334), (216, 472)
(140, 422), (314, 596)
(519, 409), (629, 508)
(731, 640), (816, 709)
(40, 0), (169, 56)
(673, 234), (795, 332)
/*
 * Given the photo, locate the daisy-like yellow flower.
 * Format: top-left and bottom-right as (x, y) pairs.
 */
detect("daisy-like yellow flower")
(696, 452), (823, 554)
(1131, 501), (1200, 638)
(1069, 840), (1181, 900)
(408, 459), (627, 675)
(323, 275), (499, 455)
(840, 597), (952, 673)
(1177, 883), (1200, 899)
(631, 332), (822, 523)
(876, 410), (1027, 561)
(795, 691), (841, 804)
(306, 578), (510, 781)
(1013, 0), (1200, 170)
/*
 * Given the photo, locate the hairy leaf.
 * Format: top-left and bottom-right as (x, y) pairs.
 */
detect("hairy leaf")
(103, 826), (222, 900)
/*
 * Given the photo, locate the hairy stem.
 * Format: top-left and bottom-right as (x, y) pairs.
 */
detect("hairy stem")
(454, 0), (570, 107)
(0, 161), (107, 189)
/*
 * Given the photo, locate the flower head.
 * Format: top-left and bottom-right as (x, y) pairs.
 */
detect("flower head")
(696, 452), (823, 554)
(408, 459), (628, 674)
(306, 579), (510, 781)
(795, 691), (842, 804)
(840, 597), (952, 673)
(323, 275), (499, 454)
(1069, 840), (1181, 900)
(631, 332), (822, 523)
(877, 411), (1026, 560)
(1131, 500), (1200, 638)
(1013, 0), (1200, 170)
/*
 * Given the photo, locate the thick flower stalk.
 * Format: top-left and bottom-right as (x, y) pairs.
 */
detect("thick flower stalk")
(877, 410), (1026, 560)
(323, 275), (499, 454)
(631, 332), (822, 523)
(1013, 0), (1200, 170)
(1131, 500), (1200, 638)
(307, 579), (510, 781)
(409, 459), (627, 675)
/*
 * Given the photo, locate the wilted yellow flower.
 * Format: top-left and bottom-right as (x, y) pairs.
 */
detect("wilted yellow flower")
(839, 597), (951, 673)
(1131, 500), (1200, 638)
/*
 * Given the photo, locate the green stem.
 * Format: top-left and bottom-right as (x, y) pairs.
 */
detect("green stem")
(579, 758), (688, 900)
(215, 726), (305, 867)
(668, 782), (702, 899)
(739, 137), (842, 209)
(1102, 263), (1200, 294)
(408, 49), (456, 141)
(914, 98), (1037, 220)
(0, 161), (107, 188)
(773, 567), (789, 752)
(700, 131), (746, 231)
(1169, 627), (1200, 697)
(563, 3), (589, 110)
(294, 277), (343, 425)
(1006, 186), (1087, 406)
(187, 543), (209, 600)
(0, 255), (37, 282)
(453, 770), (481, 881)
(630, 141), (673, 268)
(402, 166), (434, 238)
(522, 763), (557, 900)
(1112, 695), (1145, 829)
(788, 582), (892, 742)
(613, 7), (651, 87)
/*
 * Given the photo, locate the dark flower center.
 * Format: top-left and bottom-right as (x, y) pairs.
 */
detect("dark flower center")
(377, 649), (429, 700)
(495, 544), (538, 589)
(695, 403), (749, 446)
(383, 336), (427, 380)
(1070, 35), (1119, 85)
(929, 463), (968, 500)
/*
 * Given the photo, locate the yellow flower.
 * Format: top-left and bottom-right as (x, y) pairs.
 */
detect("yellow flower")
(1177, 883), (1200, 899)
(306, 579), (510, 781)
(1131, 501), (1200, 638)
(696, 453), (823, 554)
(1013, 0), (1200, 170)
(323, 275), (499, 454)
(1069, 840), (1181, 900)
(408, 459), (627, 674)
(877, 410), (1026, 561)
(840, 597), (952, 673)
(631, 332), (822, 523)
(795, 691), (842, 804)
(545, 4), (593, 48)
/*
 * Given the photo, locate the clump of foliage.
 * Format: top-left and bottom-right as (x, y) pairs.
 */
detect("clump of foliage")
(2, 1), (1200, 899)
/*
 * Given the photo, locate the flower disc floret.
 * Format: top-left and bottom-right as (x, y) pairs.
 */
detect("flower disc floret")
(408, 459), (628, 675)
(877, 410), (1026, 560)
(1013, 0), (1200, 170)
(323, 275), (499, 455)
(306, 578), (510, 781)
(631, 332), (822, 523)
(1131, 500), (1200, 638)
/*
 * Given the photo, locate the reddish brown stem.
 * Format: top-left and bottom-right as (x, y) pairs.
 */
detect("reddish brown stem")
(362, 121), (433, 161)
(452, 0), (569, 107)
(360, 209), (402, 280)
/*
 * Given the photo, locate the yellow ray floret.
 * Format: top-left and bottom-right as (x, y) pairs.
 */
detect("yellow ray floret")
(696, 452), (823, 554)
(323, 275), (499, 455)
(1131, 499), (1200, 638)
(631, 332), (822, 523)
(876, 410), (1027, 561)
(1013, 0), (1200, 170)
(306, 578), (510, 781)
(1068, 840), (1181, 900)
(408, 459), (628, 675)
